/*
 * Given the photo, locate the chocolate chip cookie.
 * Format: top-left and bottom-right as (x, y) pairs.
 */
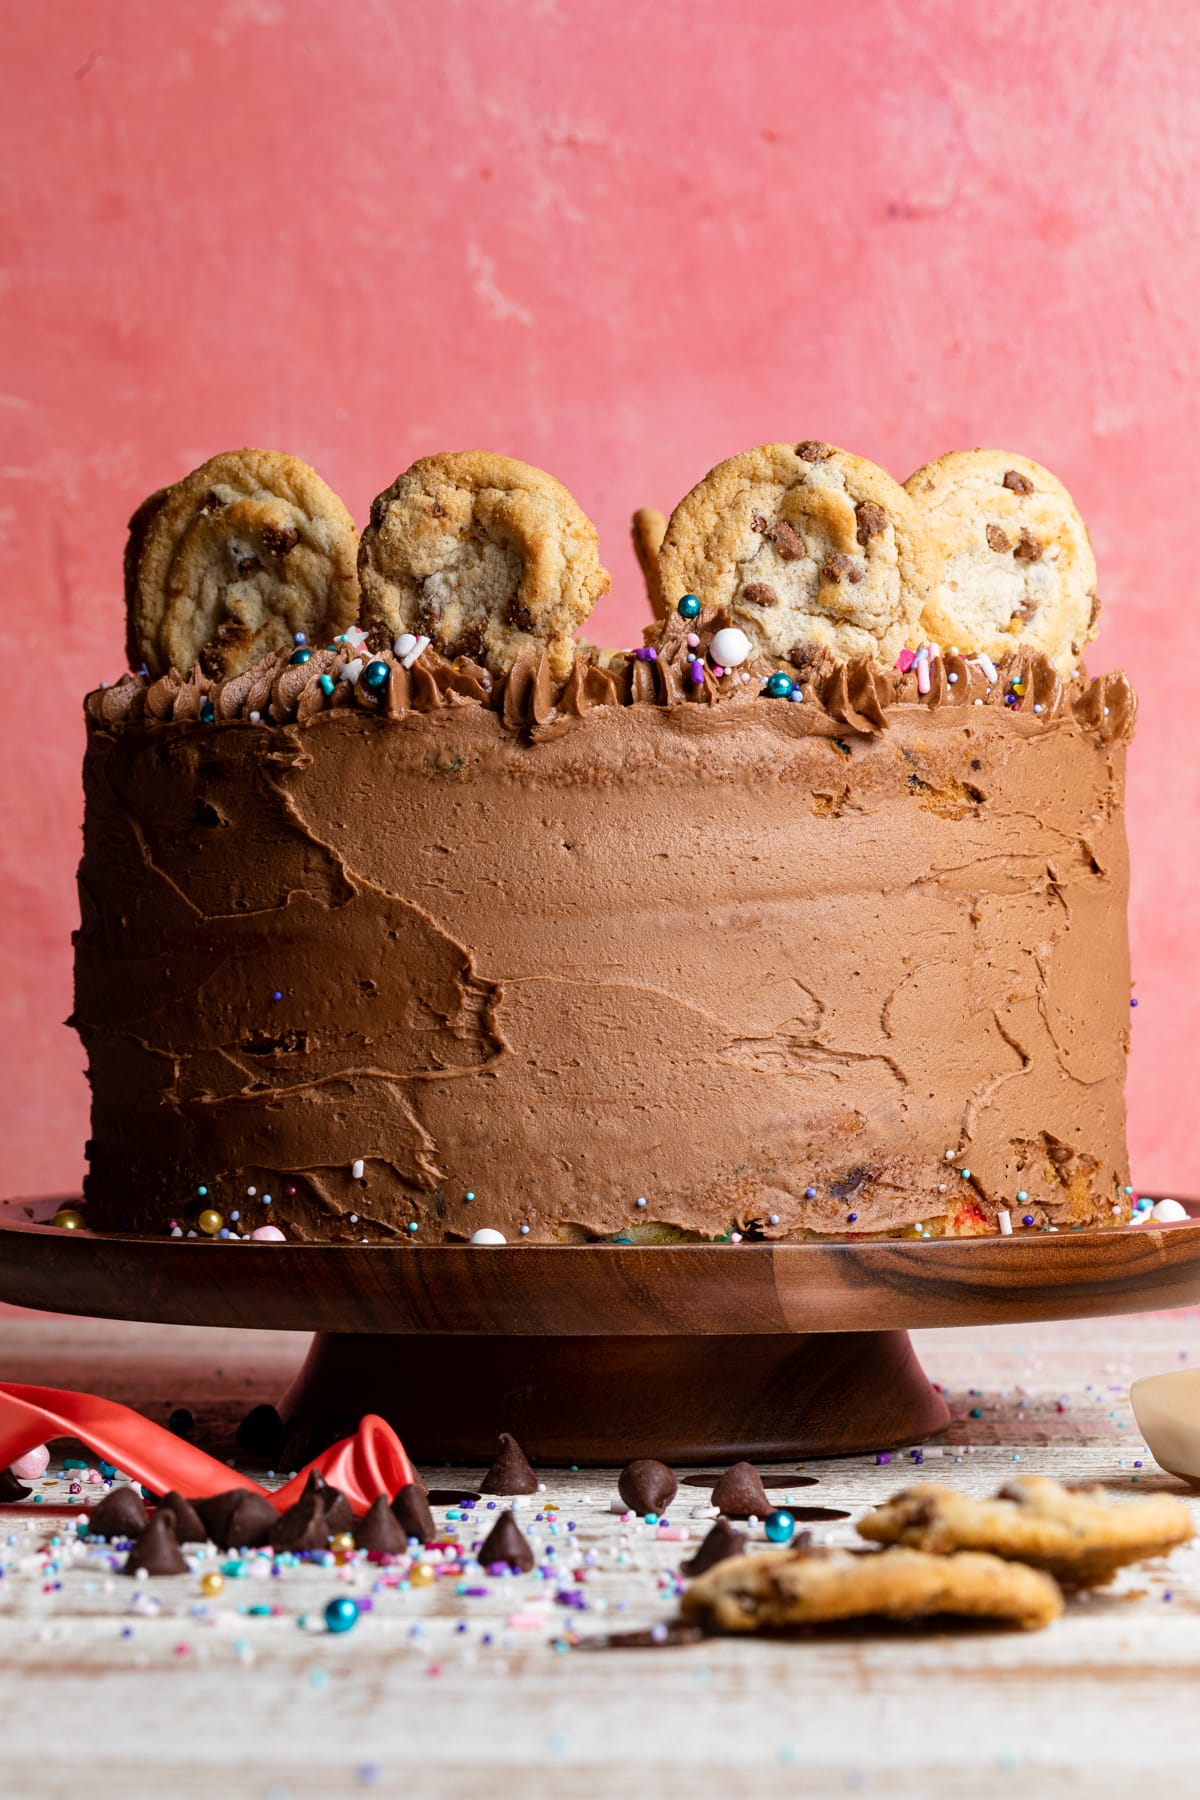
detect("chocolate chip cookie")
(655, 441), (935, 668)
(682, 1541), (1062, 1632)
(358, 452), (610, 680)
(858, 1475), (1192, 1587)
(905, 450), (1098, 676)
(126, 449), (360, 678)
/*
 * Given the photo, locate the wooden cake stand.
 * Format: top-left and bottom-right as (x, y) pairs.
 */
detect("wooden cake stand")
(2, 1197), (1199, 1464)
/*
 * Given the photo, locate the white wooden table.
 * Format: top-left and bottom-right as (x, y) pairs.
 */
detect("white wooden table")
(0, 1302), (1196, 1800)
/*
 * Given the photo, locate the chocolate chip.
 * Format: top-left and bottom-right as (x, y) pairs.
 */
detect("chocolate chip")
(767, 520), (807, 560)
(741, 582), (778, 607)
(681, 1516), (745, 1576)
(750, 511), (768, 533)
(235, 554), (262, 578)
(1003, 470), (1034, 494)
(795, 441), (833, 462)
(392, 1481), (436, 1543)
(456, 622), (487, 660)
(194, 1488), (277, 1550)
(1014, 531), (1043, 562)
(481, 1432), (538, 1496)
(302, 1470), (355, 1534)
(1088, 595), (1100, 630)
(478, 1509), (535, 1572)
(823, 552), (864, 585)
(0, 1468), (32, 1505)
(86, 1485), (149, 1541)
(261, 524), (300, 557)
(121, 1511), (189, 1577)
(203, 490), (228, 512)
(986, 524), (1012, 553)
(167, 1408), (194, 1438)
(156, 1492), (207, 1544)
(854, 502), (887, 546)
(617, 1459), (678, 1516)
(830, 1165), (875, 1199)
(269, 1492), (329, 1552)
(356, 1494), (408, 1555)
(708, 1462), (772, 1518)
(504, 595), (538, 634)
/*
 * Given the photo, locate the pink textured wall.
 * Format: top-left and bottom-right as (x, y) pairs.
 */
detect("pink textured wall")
(2, 1), (1197, 1199)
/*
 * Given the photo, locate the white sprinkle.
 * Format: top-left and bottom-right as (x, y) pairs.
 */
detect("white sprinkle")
(975, 653), (998, 684)
(519, 1224), (530, 1235)
(340, 625), (369, 653)
(974, 698), (984, 705)
(402, 635), (430, 671)
(709, 626), (752, 669)
(768, 1213), (779, 1225)
(394, 633), (418, 658)
(470, 1227), (506, 1245)
(351, 1159), (365, 1180)
(1033, 703), (1043, 715)
(339, 657), (364, 686)
(349, 1213), (359, 1224)
(997, 1209), (1013, 1236)
(249, 711), (261, 723)
(947, 672), (958, 684)
(635, 1197), (647, 1209)
(944, 1150), (956, 1160)
(262, 1194), (272, 1204)
(246, 1186), (257, 1196)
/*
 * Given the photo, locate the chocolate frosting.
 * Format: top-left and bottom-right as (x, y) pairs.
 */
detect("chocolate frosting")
(76, 641), (1134, 1244)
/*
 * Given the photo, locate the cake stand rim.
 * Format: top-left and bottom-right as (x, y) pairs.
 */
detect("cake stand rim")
(1, 1194), (1198, 1337)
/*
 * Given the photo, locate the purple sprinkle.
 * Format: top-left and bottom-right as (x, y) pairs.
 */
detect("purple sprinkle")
(463, 1585), (490, 1597)
(847, 1212), (857, 1223)
(688, 660), (705, 685)
(875, 1452), (893, 1465)
(271, 990), (283, 1002)
(1131, 998), (1139, 1007)
(805, 1187), (817, 1200)
(634, 646), (657, 662)
(1134, 1461), (1143, 1468)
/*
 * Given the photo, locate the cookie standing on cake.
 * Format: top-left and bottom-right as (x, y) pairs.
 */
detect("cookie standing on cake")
(74, 438), (1136, 1250)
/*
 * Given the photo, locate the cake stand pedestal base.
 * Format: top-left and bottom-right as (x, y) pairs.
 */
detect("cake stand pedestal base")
(276, 1329), (952, 1465)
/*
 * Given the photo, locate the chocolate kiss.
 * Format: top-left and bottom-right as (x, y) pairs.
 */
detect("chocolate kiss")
(303, 1469), (355, 1534)
(195, 1488), (278, 1550)
(87, 1484), (149, 1541)
(618, 1458), (678, 1515)
(709, 1461), (772, 1519)
(477, 1509), (535, 1572)
(480, 1432), (538, 1496)
(121, 1510), (189, 1576)
(235, 1403), (286, 1462)
(681, 1516), (745, 1576)
(356, 1494), (408, 1555)
(157, 1491), (207, 1543)
(269, 1492), (329, 1552)
(0, 1467), (33, 1504)
(391, 1482), (436, 1544)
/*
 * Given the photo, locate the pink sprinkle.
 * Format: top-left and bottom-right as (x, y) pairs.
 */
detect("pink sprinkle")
(895, 648), (915, 673)
(11, 1445), (50, 1480)
(916, 655), (931, 696)
(685, 633), (700, 648)
(505, 1611), (547, 1629)
(711, 665), (725, 679)
(730, 1232), (742, 1243)
(251, 1225), (286, 1242)
(173, 1643), (191, 1657)
(426, 1663), (443, 1678)
(656, 1526), (689, 1542)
